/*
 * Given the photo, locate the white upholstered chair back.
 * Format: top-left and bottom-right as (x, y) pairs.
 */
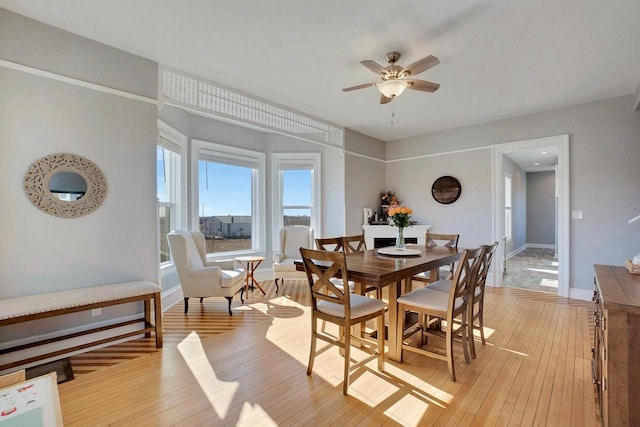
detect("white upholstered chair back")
(167, 230), (245, 315)
(272, 226), (314, 292)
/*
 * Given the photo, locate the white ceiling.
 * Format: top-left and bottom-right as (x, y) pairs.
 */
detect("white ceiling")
(505, 147), (558, 173)
(2, 0), (639, 142)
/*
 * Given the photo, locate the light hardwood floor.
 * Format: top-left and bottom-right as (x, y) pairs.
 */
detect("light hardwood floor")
(61, 280), (600, 426)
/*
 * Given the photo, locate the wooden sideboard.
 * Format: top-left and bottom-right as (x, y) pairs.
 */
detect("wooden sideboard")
(592, 264), (640, 427)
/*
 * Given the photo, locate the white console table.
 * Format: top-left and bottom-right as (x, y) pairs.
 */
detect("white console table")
(362, 224), (431, 248)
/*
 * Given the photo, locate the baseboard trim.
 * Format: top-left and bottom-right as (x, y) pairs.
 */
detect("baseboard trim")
(507, 243), (555, 259)
(161, 285), (183, 311)
(526, 243), (555, 249)
(569, 288), (593, 302)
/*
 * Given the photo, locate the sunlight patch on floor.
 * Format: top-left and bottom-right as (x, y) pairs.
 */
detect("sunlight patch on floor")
(539, 278), (559, 288)
(385, 393), (431, 425)
(486, 342), (529, 357)
(382, 363), (454, 405)
(526, 267), (558, 275)
(348, 370), (399, 406)
(237, 402), (278, 426)
(177, 331), (238, 420)
(473, 326), (495, 340)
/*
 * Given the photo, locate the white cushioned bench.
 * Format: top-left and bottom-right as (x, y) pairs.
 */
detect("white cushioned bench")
(0, 281), (162, 371)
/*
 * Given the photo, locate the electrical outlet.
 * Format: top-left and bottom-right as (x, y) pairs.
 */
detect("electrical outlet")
(572, 210), (583, 219)
(90, 308), (101, 317)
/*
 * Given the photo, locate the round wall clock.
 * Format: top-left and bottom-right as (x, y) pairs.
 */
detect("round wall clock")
(431, 176), (462, 204)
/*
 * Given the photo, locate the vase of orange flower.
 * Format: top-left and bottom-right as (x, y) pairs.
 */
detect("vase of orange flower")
(388, 205), (413, 248)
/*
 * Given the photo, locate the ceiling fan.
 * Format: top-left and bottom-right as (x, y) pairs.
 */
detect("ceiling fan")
(343, 51), (440, 104)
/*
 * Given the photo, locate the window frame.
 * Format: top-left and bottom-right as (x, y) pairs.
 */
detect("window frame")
(271, 152), (321, 251)
(504, 173), (512, 242)
(191, 139), (266, 256)
(157, 120), (187, 269)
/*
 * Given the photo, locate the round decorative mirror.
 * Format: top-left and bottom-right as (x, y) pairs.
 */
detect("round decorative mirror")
(24, 153), (107, 218)
(48, 171), (88, 201)
(432, 175), (462, 205)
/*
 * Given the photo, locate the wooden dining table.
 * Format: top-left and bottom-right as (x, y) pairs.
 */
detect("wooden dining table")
(296, 244), (462, 362)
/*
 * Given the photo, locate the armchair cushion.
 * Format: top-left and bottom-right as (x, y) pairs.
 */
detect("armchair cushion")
(221, 269), (244, 288)
(273, 258), (299, 272)
(282, 226), (313, 259)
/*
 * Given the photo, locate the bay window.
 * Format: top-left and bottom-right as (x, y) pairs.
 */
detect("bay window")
(272, 153), (321, 245)
(192, 140), (265, 254)
(157, 121), (186, 264)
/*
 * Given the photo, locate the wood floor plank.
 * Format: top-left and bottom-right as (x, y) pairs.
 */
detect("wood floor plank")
(55, 284), (600, 426)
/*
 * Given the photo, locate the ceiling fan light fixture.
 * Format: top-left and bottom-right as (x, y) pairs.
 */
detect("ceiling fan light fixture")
(378, 79), (408, 98)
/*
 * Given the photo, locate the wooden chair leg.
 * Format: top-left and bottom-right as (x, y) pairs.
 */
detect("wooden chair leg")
(343, 327), (351, 395)
(307, 318), (317, 376)
(225, 296), (233, 316)
(469, 317), (477, 360)
(461, 312), (471, 364)
(183, 297), (189, 314)
(377, 314), (385, 371)
(478, 301), (486, 345)
(396, 304), (406, 363)
(446, 325), (456, 382)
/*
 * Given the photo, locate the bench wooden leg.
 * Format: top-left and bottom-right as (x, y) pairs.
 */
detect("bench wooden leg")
(154, 292), (163, 348)
(144, 299), (152, 338)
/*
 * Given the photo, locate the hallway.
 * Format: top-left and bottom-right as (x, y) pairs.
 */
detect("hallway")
(503, 248), (558, 293)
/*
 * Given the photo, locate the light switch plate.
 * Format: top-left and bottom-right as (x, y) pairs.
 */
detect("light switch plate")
(572, 210), (583, 219)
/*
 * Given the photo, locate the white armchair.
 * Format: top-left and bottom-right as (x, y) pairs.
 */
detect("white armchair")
(273, 226), (314, 292)
(167, 230), (245, 315)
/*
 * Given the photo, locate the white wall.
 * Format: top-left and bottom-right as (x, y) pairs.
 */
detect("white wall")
(0, 10), (158, 341)
(387, 95), (640, 291)
(344, 129), (386, 236)
(527, 171), (556, 245)
(385, 148), (493, 249)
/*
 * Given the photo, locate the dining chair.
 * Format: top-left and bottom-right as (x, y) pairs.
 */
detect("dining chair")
(426, 241), (499, 359)
(315, 237), (355, 291)
(315, 237), (344, 252)
(341, 234), (367, 254)
(396, 246), (483, 381)
(300, 247), (387, 395)
(413, 232), (460, 284)
(315, 236), (353, 334)
(468, 241), (499, 358)
(341, 234), (383, 299)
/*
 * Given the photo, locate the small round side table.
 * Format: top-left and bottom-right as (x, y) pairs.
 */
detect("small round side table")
(234, 255), (266, 296)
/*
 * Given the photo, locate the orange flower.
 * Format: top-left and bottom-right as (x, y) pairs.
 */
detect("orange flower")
(388, 205), (413, 228)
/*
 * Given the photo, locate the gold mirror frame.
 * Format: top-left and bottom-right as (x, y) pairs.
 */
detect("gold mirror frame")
(24, 153), (108, 218)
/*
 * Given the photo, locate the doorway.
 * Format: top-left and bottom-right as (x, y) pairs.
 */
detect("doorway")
(492, 135), (570, 297)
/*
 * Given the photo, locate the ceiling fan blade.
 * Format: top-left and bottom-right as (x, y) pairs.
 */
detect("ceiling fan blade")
(407, 79), (440, 92)
(403, 55), (440, 76)
(342, 82), (377, 92)
(361, 60), (389, 76)
(380, 94), (393, 104)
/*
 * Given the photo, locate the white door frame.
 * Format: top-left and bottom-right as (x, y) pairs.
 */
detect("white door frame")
(491, 134), (570, 297)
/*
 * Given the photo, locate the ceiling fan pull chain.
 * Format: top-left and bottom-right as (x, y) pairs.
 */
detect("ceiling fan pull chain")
(391, 104), (395, 126)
